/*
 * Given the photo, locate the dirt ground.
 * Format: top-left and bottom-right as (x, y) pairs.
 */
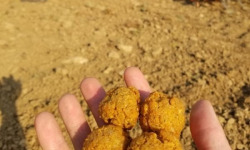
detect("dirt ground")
(0, 0), (249, 149)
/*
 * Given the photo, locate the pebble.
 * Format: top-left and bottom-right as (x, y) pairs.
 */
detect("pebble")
(119, 70), (124, 76)
(152, 47), (162, 56)
(236, 143), (244, 149)
(108, 51), (120, 59)
(61, 68), (69, 76)
(62, 57), (88, 64)
(199, 13), (204, 18)
(190, 36), (198, 41)
(103, 67), (113, 74)
(227, 118), (235, 125)
(218, 116), (226, 124)
(245, 97), (250, 104)
(227, 80), (233, 86)
(117, 44), (133, 53)
(22, 88), (29, 95)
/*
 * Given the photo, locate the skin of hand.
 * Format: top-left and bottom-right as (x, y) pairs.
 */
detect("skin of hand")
(35, 67), (231, 150)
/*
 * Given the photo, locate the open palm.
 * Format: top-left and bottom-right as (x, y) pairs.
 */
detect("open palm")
(35, 67), (231, 150)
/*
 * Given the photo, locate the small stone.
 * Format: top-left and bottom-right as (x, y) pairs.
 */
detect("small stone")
(227, 80), (233, 86)
(119, 70), (124, 76)
(245, 97), (250, 104)
(61, 69), (69, 75)
(227, 118), (235, 125)
(103, 67), (113, 74)
(152, 48), (162, 56)
(218, 116), (226, 124)
(155, 24), (161, 29)
(62, 57), (88, 64)
(22, 88), (29, 95)
(236, 143), (244, 149)
(117, 44), (133, 53)
(195, 53), (203, 59)
(108, 51), (120, 59)
(190, 36), (198, 41)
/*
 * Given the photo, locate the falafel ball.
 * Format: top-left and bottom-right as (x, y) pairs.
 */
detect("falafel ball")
(99, 87), (140, 129)
(127, 132), (165, 150)
(158, 130), (183, 150)
(83, 125), (130, 150)
(127, 132), (182, 150)
(140, 91), (185, 137)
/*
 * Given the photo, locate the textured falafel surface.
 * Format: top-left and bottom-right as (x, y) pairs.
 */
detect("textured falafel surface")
(127, 132), (182, 150)
(140, 91), (185, 137)
(127, 132), (165, 150)
(99, 87), (140, 129)
(83, 125), (130, 150)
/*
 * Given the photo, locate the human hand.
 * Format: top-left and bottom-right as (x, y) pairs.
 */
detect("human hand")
(35, 67), (231, 150)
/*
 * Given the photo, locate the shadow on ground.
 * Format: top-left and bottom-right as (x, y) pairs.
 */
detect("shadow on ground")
(0, 76), (26, 150)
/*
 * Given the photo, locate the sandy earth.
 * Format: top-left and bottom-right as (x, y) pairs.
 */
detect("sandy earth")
(0, 0), (250, 149)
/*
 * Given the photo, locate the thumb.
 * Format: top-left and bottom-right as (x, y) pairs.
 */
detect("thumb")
(190, 100), (231, 150)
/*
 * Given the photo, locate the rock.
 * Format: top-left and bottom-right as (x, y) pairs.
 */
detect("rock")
(227, 118), (235, 125)
(103, 67), (113, 74)
(227, 80), (233, 86)
(236, 143), (244, 149)
(108, 51), (120, 59)
(117, 44), (133, 53)
(245, 97), (250, 104)
(152, 48), (162, 56)
(22, 88), (29, 95)
(218, 116), (226, 124)
(62, 57), (88, 64)
(199, 13), (204, 18)
(190, 36), (198, 41)
(119, 70), (124, 76)
(61, 68), (69, 76)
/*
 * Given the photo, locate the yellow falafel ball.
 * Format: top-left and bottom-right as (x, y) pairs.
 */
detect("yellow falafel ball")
(83, 125), (130, 150)
(127, 132), (165, 150)
(99, 87), (140, 129)
(127, 132), (182, 150)
(140, 91), (185, 137)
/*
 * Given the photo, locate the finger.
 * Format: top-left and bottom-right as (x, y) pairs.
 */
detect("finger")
(190, 100), (231, 150)
(35, 112), (70, 150)
(124, 67), (151, 100)
(80, 78), (106, 127)
(59, 94), (91, 150)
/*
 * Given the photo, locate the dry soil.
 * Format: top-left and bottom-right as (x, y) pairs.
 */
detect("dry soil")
(0, 0), (250, 149)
